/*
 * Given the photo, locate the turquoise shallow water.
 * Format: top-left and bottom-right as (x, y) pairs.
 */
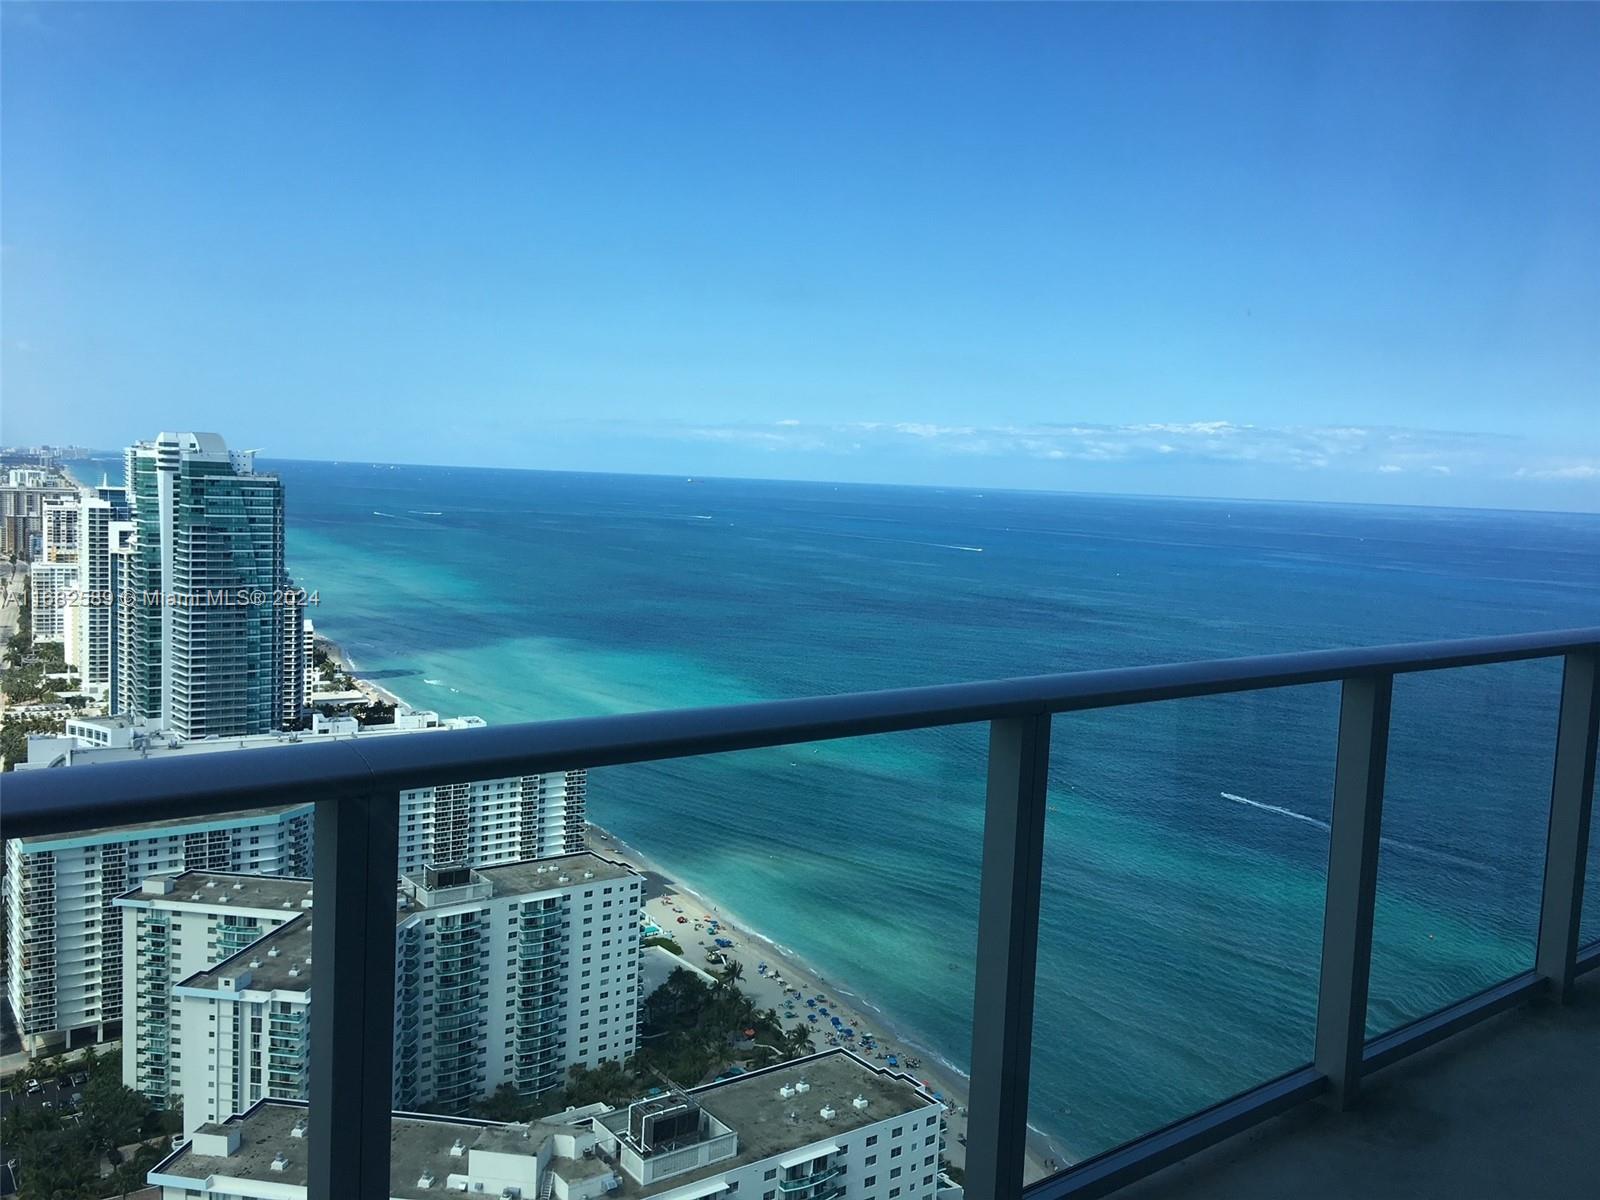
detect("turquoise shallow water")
(76, 457), (1600, 1158)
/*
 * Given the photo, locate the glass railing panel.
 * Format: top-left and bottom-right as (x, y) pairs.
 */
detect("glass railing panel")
(568, 728), (984, 1182)
(1028, 685), (1339, 1177)
(1368, 660), (1561, 1036)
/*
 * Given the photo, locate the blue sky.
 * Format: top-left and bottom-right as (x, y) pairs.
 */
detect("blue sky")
(3, 2), (1597, 509)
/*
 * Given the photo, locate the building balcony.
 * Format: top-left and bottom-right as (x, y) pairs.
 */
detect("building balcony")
(6, 628), (1597, 1200)
(781, 1166), (843, 1192)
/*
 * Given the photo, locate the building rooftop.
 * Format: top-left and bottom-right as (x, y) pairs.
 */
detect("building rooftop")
(475, 851), (642, 897)
(116, 870), (315, 915)
(150, 1099), (535, 1199)
(589, 1051), (935, 1199)
(177, 915), (315, 995)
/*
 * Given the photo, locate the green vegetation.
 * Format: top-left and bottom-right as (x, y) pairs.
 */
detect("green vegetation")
(641, 934), (684, 955)
(467, 968), (815, 1122)
(2, 593), (70, 770)
(1, 1046), (171, 1199)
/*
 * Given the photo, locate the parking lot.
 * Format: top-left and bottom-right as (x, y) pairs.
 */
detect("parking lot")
(0, 1069), (90, 1123)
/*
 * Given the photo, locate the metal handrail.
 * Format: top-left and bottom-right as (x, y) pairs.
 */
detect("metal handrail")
(6, 627), (1596, 838)
(3, 627), (1596, 1200)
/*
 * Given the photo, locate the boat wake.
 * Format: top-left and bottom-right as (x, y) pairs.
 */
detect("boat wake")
(1219, 791), (1328, 831)
(1219, 792), (1487, 872)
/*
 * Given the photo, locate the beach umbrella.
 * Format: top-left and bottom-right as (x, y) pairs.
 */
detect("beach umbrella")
(808, 1014), (819, 1022)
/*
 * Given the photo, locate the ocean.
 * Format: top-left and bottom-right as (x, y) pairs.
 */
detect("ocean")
(73, 456), (1600, 1158)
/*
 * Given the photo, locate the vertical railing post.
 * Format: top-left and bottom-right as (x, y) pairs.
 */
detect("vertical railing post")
(1535, 650), (1599, 1003)
(966, 713), (1052, 1200)
(309, 786), (398, 1200)
(1314, 673), (1392, 1109)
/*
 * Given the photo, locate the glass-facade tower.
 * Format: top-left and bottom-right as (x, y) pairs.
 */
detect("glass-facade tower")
(123, 432), (290, 738)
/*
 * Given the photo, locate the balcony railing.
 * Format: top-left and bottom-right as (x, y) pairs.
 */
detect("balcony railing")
(5, 628), (1597, 1200)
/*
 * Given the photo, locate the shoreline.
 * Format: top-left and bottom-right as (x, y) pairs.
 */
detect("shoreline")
(586, 819), (1074, 1182)
(328, 651), (1075, 1177)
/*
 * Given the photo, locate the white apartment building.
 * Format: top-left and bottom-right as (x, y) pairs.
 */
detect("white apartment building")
(28, 560), (78, 646)
(113, 873), (314, 1105)
(75, 483), (132, 702)
(3, 806), (314, 1053)
(21, 709), (589, 872)
(146, 1050), (944, 1200)
(144, 853), (643, 1132)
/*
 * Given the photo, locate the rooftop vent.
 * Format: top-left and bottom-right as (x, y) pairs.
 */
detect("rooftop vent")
(794, 1080), (811, 1094)
(249, 959), (261, 969)
(288, 965), (300, 977)
(291, 1119), (307, 1138)
(417, 1170), (436, 1189)
(301, 898), (314, 909)
(206, 880), (217, 889)
(282, 901), (293, 909)
(190, 893), (202, 901)
(270, 1152), (289, 1172)
(449, 1137), (467, 1157)
(779, 1084), (796, 1099)
(852, 1095), (869, 1111)
(819, 1105), (836, 1121)
(232, 882), (243, 891)
(218, 895), (230, 904)
(583, 871), (594, 880)
(268, 946), (280, 958)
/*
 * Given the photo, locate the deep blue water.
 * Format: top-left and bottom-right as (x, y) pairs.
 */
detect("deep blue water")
(75, 456), (1600, 1158)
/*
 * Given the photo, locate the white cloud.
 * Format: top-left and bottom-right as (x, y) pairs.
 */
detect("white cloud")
(625, 417), (1595, 490)
(1515, 463), (1600, 480)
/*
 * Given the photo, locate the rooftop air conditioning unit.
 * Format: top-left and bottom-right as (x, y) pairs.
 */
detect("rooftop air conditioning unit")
(270, 1152), (289, 1172)
(819, 1105), (836, 1121)
(852, 1095), (868, 1111)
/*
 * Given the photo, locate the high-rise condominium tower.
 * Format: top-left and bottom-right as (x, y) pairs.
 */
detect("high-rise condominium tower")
(122, 432), (300, 737)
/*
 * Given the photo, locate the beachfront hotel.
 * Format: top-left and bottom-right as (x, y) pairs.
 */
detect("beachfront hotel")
(145, 1050), (945, 1200)
(116, 853), (644, 1131)
(2, 805), (314, 1054)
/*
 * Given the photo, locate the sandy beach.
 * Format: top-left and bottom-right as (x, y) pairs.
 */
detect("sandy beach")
(586, 820), (1070, 1183)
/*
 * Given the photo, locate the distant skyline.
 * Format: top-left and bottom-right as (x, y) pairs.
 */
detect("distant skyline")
(3, 3), (1597, 511)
